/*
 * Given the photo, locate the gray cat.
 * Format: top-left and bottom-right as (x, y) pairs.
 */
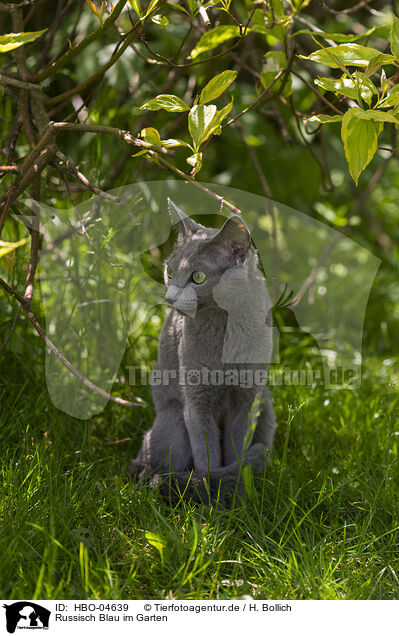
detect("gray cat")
(128, 199), (276, 503)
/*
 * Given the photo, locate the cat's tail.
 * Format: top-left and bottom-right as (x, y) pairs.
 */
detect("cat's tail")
(128, 443), (269, 505)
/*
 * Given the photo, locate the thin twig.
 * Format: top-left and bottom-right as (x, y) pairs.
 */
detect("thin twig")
(223, 50), (295, 129)
(235, 120), (279, 299)
(128, 20), (247, 70)
(44, 29), (137, 106)
(291, 232), (346, 308)
(0, 276), (145, 407)
(0, 307), (22, 355)
(59, 169), (128, 268)
(55, 151), (121, 203)
(23, 213), (40, 308)
(0, 188), (16, 238)
(44, 0), (169, 106)
(291, 69), (344, 116)
(149, 152), (242, 215)
(11, 7), (37, 147)
(323, 0), (373, 15)
(5, 119), (22, 170)
(33, 0), (65, 73)
(105, 437), (133, 445)
(286, 94), (333, 191)
(30, 0), (128, 82)
(1, 186), (40, 355)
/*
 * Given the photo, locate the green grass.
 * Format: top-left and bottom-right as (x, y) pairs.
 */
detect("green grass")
(1, 349), (399, 600)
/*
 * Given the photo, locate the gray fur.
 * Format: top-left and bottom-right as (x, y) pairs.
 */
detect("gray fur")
(128, 199), (276, 504)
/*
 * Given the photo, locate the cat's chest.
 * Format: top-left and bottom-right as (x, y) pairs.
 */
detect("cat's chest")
(180, 311), (226, 368)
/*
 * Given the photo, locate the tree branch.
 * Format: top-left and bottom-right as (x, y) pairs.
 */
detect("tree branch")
(0, 73), (43, 92)
(148, 152), (242, 215)
(48, 121), (172, 154)
(0, 276), (145, 408)
(54, 151), (121, 203)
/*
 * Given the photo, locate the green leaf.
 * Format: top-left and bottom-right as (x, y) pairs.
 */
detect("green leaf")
(0, 29), (47, 53)
(188, 104), (217, 149)
(128, 0), (142, 17)
(306, 114), (343, 124)
(99, 2), (107, 23)
(261, 50), (292, 95)
(302, 44), (396, 69)
(140, 127), (161, 147)
(161, 138), (193, 149)
(251, 7), (290, 42)
(390, 16), (399, 60)
(352, 108), (399, 124)
(190, 25), (240, 59)
(145, 531), (167, 564)
(170, 2), (190, 15)
(199, 70), (237, 104)
(0, 238), (28, 258)
(190, 98), (234, 147)
(295, 26), (377, 43)
(379, 85), (399, 108)
(151, 14), (169, 26)
(186, 152), (203, 175)
(250, 20), (291, 37)
(186, 0), (197, 13)
(341, 108), (381, 184)
(293, 0), (312, 8)
(86, 0), (99, 19)
(261, 1), (291, 42)
(380, 68), (389, 97)
(205, 97), (233, 133)
(242, 463), (255, 501)
(140, 94), (190, 112)
(131, 149), (149, 157)
(139, 128), (161, 163)
(143, 0), (161, 19)
(365, 53), (394, 76)
(314, 74), (378, 106)
(269, 0), (285, 18)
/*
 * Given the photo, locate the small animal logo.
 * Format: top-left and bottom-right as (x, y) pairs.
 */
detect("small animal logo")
(3, 602), (50, 634)
(186, 370), (201, 385)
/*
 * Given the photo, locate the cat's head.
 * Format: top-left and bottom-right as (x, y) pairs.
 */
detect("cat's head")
(164, 198), (251, 317)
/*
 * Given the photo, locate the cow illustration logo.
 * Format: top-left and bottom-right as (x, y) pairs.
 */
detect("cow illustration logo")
(3, 602), (50, 633)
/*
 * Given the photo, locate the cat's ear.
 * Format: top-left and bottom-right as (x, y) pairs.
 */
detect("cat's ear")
(167, 198), (202, 237)
(212, 215), (251, 266)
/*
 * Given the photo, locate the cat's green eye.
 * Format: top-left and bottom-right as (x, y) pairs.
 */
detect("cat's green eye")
(166, 266), (172, 280)
(192, 270), (207, 284)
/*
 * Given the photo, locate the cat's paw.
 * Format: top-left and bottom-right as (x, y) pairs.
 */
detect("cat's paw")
(127, 459), (155, 483)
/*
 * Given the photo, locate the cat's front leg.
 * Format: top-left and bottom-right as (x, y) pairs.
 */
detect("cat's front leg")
(182, 388), (222, 472)
(185, 412), (222, 472)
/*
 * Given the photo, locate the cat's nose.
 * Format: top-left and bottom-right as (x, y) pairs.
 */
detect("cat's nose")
(165, 285), (180, 304)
